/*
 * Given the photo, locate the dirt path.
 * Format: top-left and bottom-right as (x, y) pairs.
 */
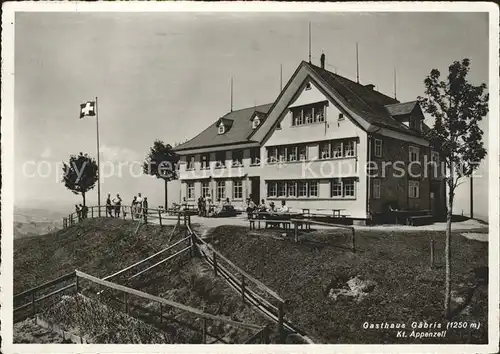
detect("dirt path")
(150, 214), (488, 235)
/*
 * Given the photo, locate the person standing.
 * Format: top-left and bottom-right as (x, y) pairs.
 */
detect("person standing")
(106, 194), (113, 217)
(136, 193), (144, 218)
(75, 204), (81, 222)
(113, 193), (122, 218)
(81, 204), (88, 219)
(131, 196), (137, 219)
(142, 197), (149, 222)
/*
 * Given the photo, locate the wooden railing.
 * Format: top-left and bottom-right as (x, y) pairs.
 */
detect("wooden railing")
(76, 270), (266, 343)
(62, 205), (193, 229)
(184, 219), (308, 344)
(14, 271), (77, 322)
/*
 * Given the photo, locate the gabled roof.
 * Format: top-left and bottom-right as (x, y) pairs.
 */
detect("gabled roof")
(174, 103), (273, 152)
(385, 101), (418, 116)
(305, 62), (421, 135)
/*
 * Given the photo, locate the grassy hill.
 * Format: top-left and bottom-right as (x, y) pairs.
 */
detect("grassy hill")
(207, 225), (488, 344)
(14, 218), (270, 344)
(14, 218), (177, 293)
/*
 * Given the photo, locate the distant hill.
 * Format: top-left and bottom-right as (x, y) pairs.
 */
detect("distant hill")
(14, 206), (67, 239)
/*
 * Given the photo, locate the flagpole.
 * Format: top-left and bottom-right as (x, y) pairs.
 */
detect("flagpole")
(95, 96), (101, 217)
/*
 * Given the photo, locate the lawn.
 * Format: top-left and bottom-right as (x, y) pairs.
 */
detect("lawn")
(205, 225), (488, 344)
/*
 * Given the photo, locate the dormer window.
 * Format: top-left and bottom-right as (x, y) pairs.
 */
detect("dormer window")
(218, 124), (225, 135)
(252, 117), (260, 129)
(305, 82), (312, 91)
(409, 117), (421, 131)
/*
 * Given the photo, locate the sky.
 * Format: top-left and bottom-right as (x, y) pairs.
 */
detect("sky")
(14, 11), (490, 220)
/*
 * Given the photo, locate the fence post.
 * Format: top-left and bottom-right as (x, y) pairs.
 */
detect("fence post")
(430, 238), (435, 269)
(202, 318), (207, 344)
(91, 207), (94, 219)
(31, 291), (36, 316)
(241, 275), (246, 303)
(159, 303), (163, 323)
(124, 292), (129, 314)
(352, 228), (356, 253)
(213, 252), (218, 277)
(158, 210), (162, 227)
(75, 274), (79, 294)
(261, 324), (269, 344)
(278, 301), (285, 344)
(294, 222), (299, 243)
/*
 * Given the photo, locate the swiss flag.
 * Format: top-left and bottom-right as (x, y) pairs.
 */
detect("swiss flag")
(80, 101), (96, 118)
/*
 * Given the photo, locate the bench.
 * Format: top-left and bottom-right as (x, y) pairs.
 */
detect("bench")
(407, 215), (434, 226)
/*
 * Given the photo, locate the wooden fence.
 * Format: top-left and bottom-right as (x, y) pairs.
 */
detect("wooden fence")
(62, 206), (191, 230)
(76, 270), (266, 343)
(290, 218), (356, 252)
(185, 218), (311, 344)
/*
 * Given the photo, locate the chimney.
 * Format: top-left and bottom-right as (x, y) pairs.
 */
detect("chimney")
(364, 84), (375, 90)
(320, 53), (325, 69)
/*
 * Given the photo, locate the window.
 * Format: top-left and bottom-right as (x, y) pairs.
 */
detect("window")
(293, 109), (303, 126)
(299, 145), (308, 161)
(287, 146), (297, 162)
(305, 82), (312, 90)
(410, 117), (421, 131)
(252, 117), (260, 129)
(409, 180), (420, 198)
(372, 179), (381, 199)
(331, 179), (342, 197)
(298, 181), (308, 197)
(374, 139), (383, 158)
(201, 154), (210, 169)
(431, 151), (439, 164)
(276, 122), (282, 130)
(267, 147), (278, 164)
(338, 113), (345, 121)
(314, 103), (325, 123)
(218, 124), (225, 135)
(278, 182), (287, 197)
(233, 179), (243, 199)
(332, 141), (343, 158)
(268, 182), (277, 197)
(320, 142), (331, 159)
(344, 141), (355, 157)
(291, 102), (328, 126)
(215, 151), (226, 168)
(304, 106), (313, 124)
(250, 148), (261, 165)
(201, 181), (210, 197)
(409, 146), (420, 162)
(216, 181), (226, 200)
(308, 181), (318, 197)
(186, 155), (195, 170)
(187, 182), (195, 200)
(343, 179), (355, 198)
(287, 182), (297, 197)
(278, 147), (286, 162)
(232, 150), (243, 167)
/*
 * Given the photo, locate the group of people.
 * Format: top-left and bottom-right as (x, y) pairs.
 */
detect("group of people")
(245, 198), (289, 217)
(194, 196), (236, 217)
(130, 193), (149, 218)
(105, 192), (148, 219)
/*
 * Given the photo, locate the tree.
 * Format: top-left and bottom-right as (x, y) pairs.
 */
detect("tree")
(143, 140), (179, 210)
(62, 152), (99, 206)
(419, 58), (488, 318)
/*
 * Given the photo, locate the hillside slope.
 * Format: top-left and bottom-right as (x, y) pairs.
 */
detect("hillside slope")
(14, 218), (177, 293)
